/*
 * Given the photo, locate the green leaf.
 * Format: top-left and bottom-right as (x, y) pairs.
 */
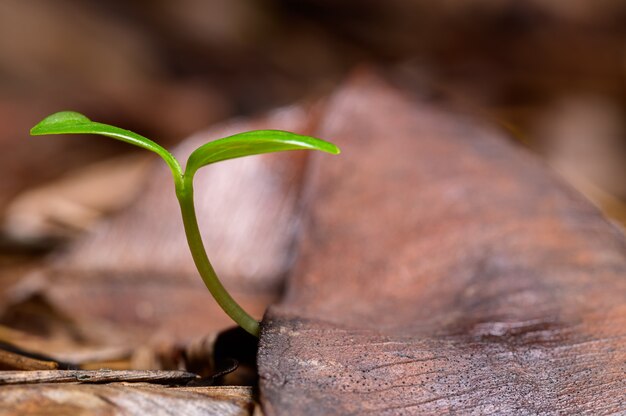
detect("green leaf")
(185, 129), (340, 177)
(30, 111), (182, 178)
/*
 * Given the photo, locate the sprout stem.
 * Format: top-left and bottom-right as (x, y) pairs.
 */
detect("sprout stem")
(176, 177), (260, 337)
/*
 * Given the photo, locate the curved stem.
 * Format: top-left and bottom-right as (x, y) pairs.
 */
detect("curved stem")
(176, 177), (260, 337)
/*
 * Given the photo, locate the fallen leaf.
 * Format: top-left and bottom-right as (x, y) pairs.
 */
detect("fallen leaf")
(258, 72), (626, 414)
(0, 384), (254, 416)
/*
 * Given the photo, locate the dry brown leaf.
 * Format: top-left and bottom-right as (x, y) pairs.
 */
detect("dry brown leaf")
(258, 72), (626, 414)
(0, 384), (254, 416)
(3, 154), (152, 243)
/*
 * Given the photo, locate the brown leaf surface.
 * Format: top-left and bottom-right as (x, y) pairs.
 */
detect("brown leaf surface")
(2, 154), (152, 244)
(258, 73), (626, 414)
(0, 384), (254, 416)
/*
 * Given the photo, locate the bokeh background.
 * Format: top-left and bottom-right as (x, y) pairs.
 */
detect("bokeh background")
(0, 1), (624, 282)
(1, 0), (626, 238)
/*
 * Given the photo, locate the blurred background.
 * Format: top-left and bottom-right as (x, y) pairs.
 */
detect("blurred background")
(1, 0), (626, 234)
(0, 0), (625, 374)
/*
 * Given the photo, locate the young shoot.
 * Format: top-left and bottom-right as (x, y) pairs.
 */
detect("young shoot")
(30, 111), (340, 337)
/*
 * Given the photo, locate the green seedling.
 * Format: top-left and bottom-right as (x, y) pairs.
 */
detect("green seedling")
(30, 111), (340, 337)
